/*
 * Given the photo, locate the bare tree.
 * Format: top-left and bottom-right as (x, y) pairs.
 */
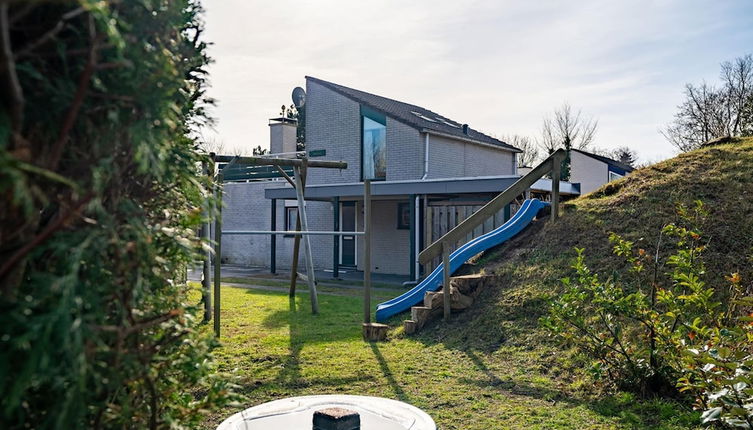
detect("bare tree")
(720, 54), (753, 136)
(539, 103), (598, 154)
(199, 136), (226, 155)
(663, 54), (753, 152)
(503, 134), (539, 167)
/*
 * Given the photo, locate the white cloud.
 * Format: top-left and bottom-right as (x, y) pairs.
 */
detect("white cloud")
(202, 0), (753, 162)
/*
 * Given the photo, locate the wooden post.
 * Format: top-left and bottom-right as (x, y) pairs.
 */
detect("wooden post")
(289, 165), (306, 297)
(424, 200), (432, 273)
(408, 194), (416, 281)
(289, 212), (301, 296)
(213, 171), (223, 337)
(551, 157), (560, 222)
(270, 199), (276, 274)
(201, 160), (212, 323)
(332, 196), (340, 279)
(363, 180), (372, 324)
(293, 162), (319, 314)
(442, 241), (451, 321)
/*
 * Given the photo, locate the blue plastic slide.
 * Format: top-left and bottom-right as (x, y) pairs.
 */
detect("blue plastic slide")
(375, 199), (548, 322)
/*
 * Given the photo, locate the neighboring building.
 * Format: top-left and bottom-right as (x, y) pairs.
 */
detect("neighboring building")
(569, 148), (635, 194)
(222, 77), (580, 279)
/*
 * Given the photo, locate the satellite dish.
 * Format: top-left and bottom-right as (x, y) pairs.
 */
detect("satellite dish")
(292, 87), (306, 108)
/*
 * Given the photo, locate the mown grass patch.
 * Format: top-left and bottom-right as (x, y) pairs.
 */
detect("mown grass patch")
(200, 284), (698, 429)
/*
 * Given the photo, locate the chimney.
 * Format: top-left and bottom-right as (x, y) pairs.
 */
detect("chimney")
(269, 117), (298, 154)
(461, 124), (469, 135)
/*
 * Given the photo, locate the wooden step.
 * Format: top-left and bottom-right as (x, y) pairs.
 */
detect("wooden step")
(411, 306), (433, 323)
(403, 320), (418, 334)
(424, 291), (440, 308)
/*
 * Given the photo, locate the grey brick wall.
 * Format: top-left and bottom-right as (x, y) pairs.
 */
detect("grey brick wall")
(463, 141), (516, 177)
(355, 200), (410, 275)
(305, 80), (362, 185)
(426, 134), (515, 179)
(221, 181), (335, 270)
(386, 118), (423, 181)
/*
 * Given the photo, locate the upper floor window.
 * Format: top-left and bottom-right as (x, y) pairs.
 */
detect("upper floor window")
(361, 106), (386, 181)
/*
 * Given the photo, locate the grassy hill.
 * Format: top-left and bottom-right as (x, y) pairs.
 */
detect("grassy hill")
(204, 139), (752, 429)
(451, 138), (753, 352)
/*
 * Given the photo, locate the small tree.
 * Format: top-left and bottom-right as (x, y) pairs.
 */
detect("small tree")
(612, 146), (638, 168)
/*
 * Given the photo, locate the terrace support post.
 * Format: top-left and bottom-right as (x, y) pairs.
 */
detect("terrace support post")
(424, 200), (432, 273)
(442, 241), (451, 321)
(409, 194), (416, 282)
(289, 165), (306, 297)
(332, 196), (340, 279)
(270, 199), (277, 274)
(363, 180), (372, 324)
(293, 160), (319, 314)
(551, 157), (560, 222)
(201, 160), (212, 323)
(213, 169), (223, 337)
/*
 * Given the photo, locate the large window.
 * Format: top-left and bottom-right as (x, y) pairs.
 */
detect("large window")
(362, 107), (386, 180)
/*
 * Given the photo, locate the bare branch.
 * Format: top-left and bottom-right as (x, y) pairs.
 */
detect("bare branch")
(48, 15), (100, 170)
(0, 4), (26, 156)
(0, 193), (94, 290)
(8, 3), (35, 26)
(14, 7), (86, 60)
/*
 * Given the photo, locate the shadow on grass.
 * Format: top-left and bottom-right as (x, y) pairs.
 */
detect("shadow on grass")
(368, 342), (409, 402)
(460, 349), (574, 405)
(255, 291), (362, 389)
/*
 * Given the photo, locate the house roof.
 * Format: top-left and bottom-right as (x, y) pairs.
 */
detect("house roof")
(306, 76), (521, 153)
(571, 148), (635, 173)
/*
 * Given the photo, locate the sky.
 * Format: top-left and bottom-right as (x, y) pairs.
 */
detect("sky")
(201, 0), (753, 163)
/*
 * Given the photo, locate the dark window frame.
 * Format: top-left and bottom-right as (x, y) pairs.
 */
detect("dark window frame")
(284, 206), (298, 237)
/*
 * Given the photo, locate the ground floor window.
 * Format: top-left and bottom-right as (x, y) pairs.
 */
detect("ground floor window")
(397, 202), (410, 229)
(285, 207), (298, 232)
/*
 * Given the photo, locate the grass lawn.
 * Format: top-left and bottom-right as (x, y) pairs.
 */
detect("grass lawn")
(199, 283), (699, 429)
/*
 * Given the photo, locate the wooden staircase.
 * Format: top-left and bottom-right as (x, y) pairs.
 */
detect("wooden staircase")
(403, 274), (498, 334)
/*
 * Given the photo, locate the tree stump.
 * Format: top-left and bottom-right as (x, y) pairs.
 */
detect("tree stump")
(362, 323), (389, 342)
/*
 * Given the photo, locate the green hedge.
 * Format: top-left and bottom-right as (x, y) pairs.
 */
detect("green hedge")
(0, 1), (237, 428)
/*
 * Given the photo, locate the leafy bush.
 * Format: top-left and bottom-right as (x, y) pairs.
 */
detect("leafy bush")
(542, 201), (753, 426)
(0, 1), (239, 428)
(678, 282), (753, 429)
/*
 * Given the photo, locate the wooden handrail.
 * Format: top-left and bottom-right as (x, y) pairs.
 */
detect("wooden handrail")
(417, 148), (567, 265)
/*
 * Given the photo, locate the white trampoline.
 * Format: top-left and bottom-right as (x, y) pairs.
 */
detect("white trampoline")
(217, 395), (436, 430)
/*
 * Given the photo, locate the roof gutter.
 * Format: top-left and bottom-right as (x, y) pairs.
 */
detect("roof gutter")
(420, 129), (522, 153)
